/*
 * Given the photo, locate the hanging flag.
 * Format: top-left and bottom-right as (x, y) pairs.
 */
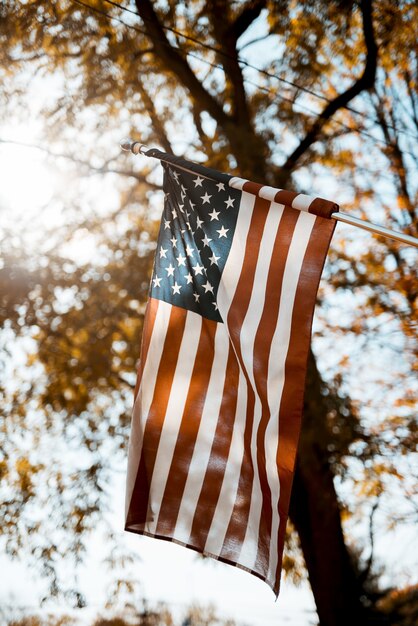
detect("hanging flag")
(124, 151), (338, 595)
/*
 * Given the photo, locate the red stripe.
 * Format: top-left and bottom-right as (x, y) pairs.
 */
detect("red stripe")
(132, 298), (159, 405)
(251, 207), (300, 575)
(188, 341), (240, 547)
(155, 317), (218, 536)
(273, 216), (336, 593)
(125, 305), (187, 528)
(308, 197), (339, 219)
(220, 192), (270, 562)
(275, 189), (299, 206)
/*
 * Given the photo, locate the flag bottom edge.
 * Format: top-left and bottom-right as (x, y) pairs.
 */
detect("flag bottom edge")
(124, 524), (281, 597)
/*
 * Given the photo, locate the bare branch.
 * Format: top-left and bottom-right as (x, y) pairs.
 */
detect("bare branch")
(133, 0), (230, 128)
(238, 33), (275, 52)
(278, 0), (378, 184)
(228, 0), (267, 42)
(205, 0), (252, 127)
(137, 79), (173, 153)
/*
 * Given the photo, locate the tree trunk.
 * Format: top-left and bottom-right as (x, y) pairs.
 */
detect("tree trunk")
(289, 355), (373, 626)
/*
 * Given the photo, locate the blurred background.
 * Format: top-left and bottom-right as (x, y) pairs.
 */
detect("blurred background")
(0, 1), (417, 625)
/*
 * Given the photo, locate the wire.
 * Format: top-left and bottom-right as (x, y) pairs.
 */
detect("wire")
(70, 0), (418, 158)
(102, 0), (418, 141)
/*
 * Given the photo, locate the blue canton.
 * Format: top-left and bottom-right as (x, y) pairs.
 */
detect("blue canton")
(150, 163), (241, 322)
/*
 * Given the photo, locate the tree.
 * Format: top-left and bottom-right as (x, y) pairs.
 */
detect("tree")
(0, 1), (416, 625)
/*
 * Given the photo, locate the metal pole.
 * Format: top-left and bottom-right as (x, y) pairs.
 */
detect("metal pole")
(120, 139), (418, 248)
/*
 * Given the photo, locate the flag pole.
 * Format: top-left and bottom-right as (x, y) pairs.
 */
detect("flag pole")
(120, 139), (418, 249)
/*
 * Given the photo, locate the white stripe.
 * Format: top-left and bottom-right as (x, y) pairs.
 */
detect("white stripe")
(259, 186), (282, 201)
(228, 176), (248, 190)
(173, 323), (230, 544)
(204, 371), (248, 556)
(235, 201), (285, 571)
(125, 300), (170, 520)
(238, 200), (285, 386)
(145, 309), (202, 534)
(291, 193), (314, 212)
(265, 211), (316, 582)
(217, 191), (256, 317)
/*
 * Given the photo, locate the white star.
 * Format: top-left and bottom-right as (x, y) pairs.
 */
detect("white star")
(178, 204), (185, 213)
(185, 273), (193, 284)
(181, 184), (187, 193)
(196, 216), (204, 229)
(152, 275), (162, 288)
(164, 219), (171, 230)
(202, 234), (212, 247)
(224, 196), (235, 209)
(209, 208), (220, 221)
(216, 226), (229, 238)
(165, 264), (175, 277)
(164, 192), (170, 199)
(185, 244), (194, 257)
(193, 263), (205, 275)
(159, 247), (168, 258)
(181, 193), (186, 202)
(171, 208), (178, 219)
(176, 253), (186, 266)
(203, 280), (214, 294)
(201, 192), (212, 204)
(170, 236), (177, 248)
(193, 292), (200, 302)
(189, 201), (196, 210)
(193, 176), (204, 187)
(209, 252), (220, 265)
(172, 170), (179, 182)
(216, 182), (225, 192)
(172, 282), (181, 295)
(212, 301), (218, 311)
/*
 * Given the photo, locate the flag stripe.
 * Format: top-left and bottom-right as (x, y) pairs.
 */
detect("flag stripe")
(262, 212), (316, 588)
(173, 323), (231, 545)
(155, 316), (217, 536)
(236, 200), (287, 573)
(251, 206), (300, 576)
(126, 304), (187, 527)
(145, 309), (202, 534)
(132, 299), (159, 404)
(125, 298), (166, 522)
(203, 370), (248, 557)
(273, 215), (336, 591)
(218, 193), (271, 563)
(187, 336), (240, 548)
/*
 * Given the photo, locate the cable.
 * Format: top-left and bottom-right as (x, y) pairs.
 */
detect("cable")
(102, 0), (418, 141)
(70, 0), (418, 158)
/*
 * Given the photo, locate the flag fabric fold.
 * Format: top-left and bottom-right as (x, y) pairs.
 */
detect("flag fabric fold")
(124, 153), (337, 595)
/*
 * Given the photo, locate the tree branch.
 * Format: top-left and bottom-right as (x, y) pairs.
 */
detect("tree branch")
(228, 0), (267, 42)
(133, 0), (230, 128)
(137, 78), (173, 153)
(238, 33), (275, 52)
(206, 0), (253, 127)
(278, 0), (378, 183)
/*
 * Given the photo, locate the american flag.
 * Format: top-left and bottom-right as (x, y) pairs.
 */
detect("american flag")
(125, 152), (337, 595)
